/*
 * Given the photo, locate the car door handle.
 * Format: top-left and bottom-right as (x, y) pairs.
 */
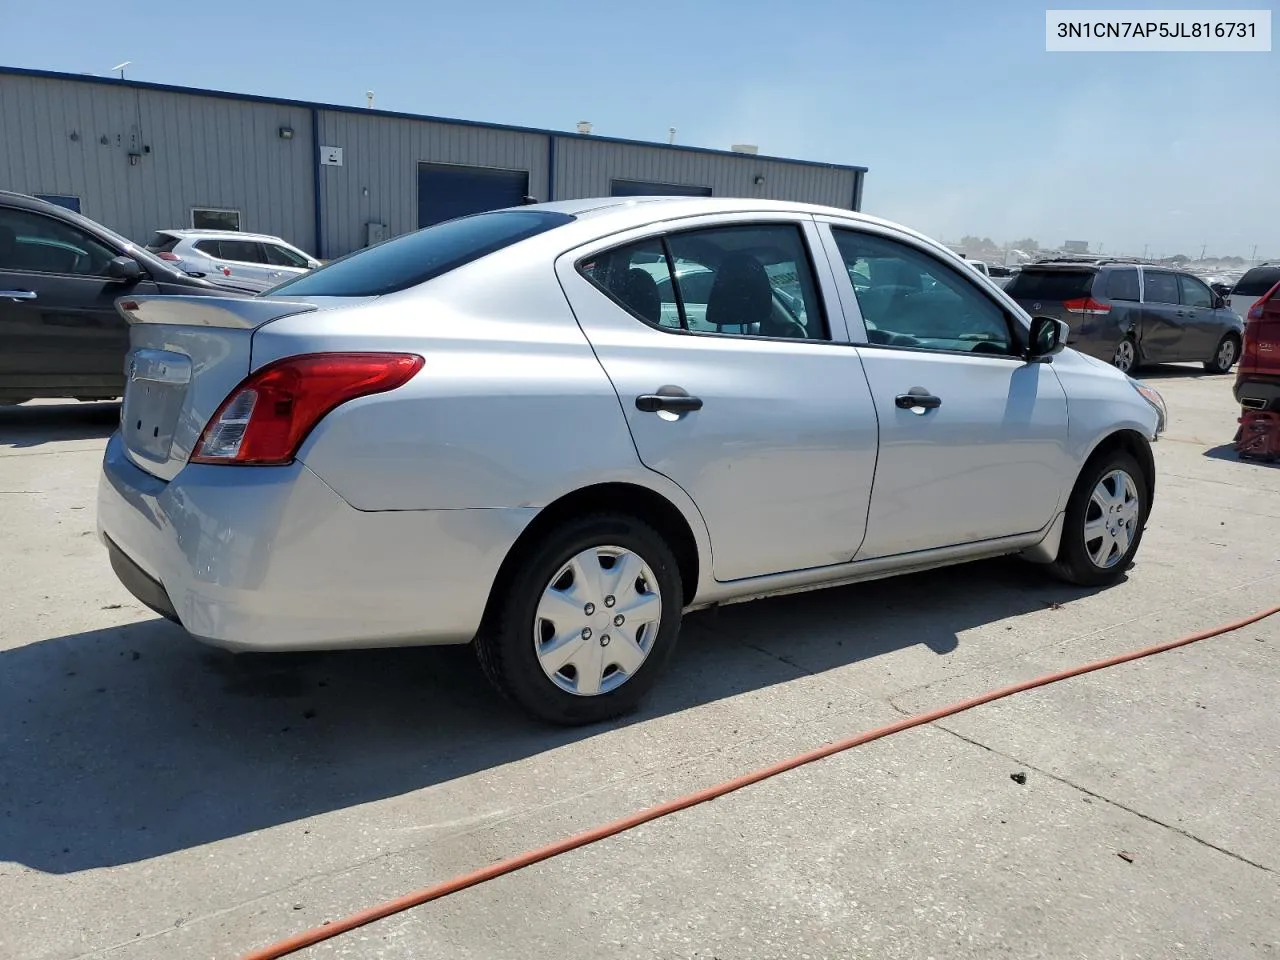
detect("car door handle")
(1, 290), (37, 301)
(895, 392), (942, 411)
(636, 393), (703, 414)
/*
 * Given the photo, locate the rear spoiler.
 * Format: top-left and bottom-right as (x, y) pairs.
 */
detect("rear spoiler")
(115, 295), (319, 329)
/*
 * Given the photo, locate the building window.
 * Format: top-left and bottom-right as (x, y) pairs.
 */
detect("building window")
(191, 208), (241, 231)
(610, 179), (712, 198)
(35, 194), (82, 213)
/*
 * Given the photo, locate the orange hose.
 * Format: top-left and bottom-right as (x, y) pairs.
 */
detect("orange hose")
(241, 603), (1280, 960)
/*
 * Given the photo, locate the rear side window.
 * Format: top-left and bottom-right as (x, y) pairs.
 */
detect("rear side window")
(268, 210), (574, 298)
(146, 233), (180, 253)
(1143, 271), (1179, 305)
(218, 239), (267, 263)
(579, 224), (828, 340)
(1004, 268), (1095, 301)
(1104, 268), (1140, 301)
(1234, 267), (1280, 298)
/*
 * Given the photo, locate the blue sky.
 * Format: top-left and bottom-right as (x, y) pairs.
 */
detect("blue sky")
(2, 0), (1275, 256)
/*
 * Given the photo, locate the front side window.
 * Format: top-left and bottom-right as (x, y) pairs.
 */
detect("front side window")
(581, 224), (827, 340)
(266, 243), (310, 268)
(1178, 273), (1213, 309)
(1143, 271), (1179, 305)
(832, 228), (1014, 356)
(0, 207), (117, 277)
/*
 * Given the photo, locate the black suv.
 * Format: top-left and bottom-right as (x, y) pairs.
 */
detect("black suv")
(0, 191), (248, 404)
(1005, 259), (1245, 374)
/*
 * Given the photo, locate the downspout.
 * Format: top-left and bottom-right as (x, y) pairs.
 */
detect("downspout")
(310, 107), (323, 258)
(547, 135), (557, 202)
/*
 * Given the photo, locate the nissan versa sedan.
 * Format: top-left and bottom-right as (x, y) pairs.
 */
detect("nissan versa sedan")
(98, 198), (1166, 725)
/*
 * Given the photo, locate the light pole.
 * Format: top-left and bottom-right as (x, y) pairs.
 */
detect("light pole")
(112, 61), (131, 80)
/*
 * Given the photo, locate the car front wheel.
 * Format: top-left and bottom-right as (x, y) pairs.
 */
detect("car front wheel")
(476, 513), (684, 725)
(1051, 450), (1148, 587)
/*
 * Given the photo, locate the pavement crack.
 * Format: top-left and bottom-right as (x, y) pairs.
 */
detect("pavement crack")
(926, 720), (1277, 877)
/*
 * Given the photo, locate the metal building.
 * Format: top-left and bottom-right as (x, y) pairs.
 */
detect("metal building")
(0, 67), (867, 260)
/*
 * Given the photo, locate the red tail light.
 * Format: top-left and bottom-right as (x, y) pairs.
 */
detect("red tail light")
(156, 251), (181, 261)
(191, 353), (424, 465)
(1063, 297), (1111, 316)
(1247, 281), (1280, 320)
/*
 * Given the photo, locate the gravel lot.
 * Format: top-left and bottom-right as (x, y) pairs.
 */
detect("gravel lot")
(1, 365), (1277, 960)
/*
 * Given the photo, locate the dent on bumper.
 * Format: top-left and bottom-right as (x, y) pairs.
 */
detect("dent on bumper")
(97, 433), (535, 650)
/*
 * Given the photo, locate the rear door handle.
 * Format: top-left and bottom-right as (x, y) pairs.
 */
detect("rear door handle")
(636, 392), (703, 414)
(1, 290), (37, 301)
(895, 392), (942, 412)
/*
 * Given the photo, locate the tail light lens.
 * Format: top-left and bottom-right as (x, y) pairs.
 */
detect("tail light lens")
(1247, 280), (1280, 320)
(155, 251), (182, 262)
(192, 353), (424, 465)
(1063, 297), (1112, 315)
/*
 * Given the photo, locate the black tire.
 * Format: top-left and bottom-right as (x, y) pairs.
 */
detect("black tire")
(475, 513), (684, 725)
(1204, 334), (1241, 374)
(1050, 450), (1149, 587)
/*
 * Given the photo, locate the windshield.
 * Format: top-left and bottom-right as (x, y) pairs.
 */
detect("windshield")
(266, 210), (575, 298)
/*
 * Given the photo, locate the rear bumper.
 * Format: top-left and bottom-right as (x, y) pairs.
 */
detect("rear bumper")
(97, 432), (536, 651)
(1234, 375), (1280, 411)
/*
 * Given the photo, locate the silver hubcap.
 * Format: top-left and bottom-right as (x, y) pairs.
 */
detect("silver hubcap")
(1217, 339), (1235, 369)
(1113, 340), (1135, 372)
(1084, 469), (1141, 569)
(533, 545), (662, 696)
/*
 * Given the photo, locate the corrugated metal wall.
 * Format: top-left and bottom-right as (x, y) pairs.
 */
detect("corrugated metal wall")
(0, 74), (315, 251)
(0, 72), (864, 261)
(554, 138), (858, 210)
(314, 110), (547, 257)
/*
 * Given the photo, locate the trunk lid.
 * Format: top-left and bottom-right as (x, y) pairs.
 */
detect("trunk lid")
(115, 295), (322, 480)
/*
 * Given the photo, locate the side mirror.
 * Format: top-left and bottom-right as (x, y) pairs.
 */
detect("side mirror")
(1212, 293), (1227, 310)
(106, 256), (143, 283)
(1027, 316), (1069, 361)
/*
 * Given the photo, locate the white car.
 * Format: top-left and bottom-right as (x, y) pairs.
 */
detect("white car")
(145, 229), (320, 293)
(100, 197), (1166, 725)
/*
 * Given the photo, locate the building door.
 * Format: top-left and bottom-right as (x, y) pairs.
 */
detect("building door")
(417, 163), (530, 228)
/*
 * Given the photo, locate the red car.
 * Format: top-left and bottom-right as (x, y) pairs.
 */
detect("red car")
(1236, 280), (1280, 412)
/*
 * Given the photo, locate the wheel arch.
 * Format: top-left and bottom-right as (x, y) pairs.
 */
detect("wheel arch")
(1080, 428), (1156, 506)
(482, 482), (706, 628)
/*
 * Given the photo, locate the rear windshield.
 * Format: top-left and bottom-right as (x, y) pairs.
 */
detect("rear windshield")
(1004, 268), (1095, 301)
(146, 233), (180, 253)
(1233, 266), (1280, 298)
(265, 210), (575, 298)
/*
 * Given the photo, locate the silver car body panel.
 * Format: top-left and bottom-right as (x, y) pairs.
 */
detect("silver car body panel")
(99, 197), (1161, 651)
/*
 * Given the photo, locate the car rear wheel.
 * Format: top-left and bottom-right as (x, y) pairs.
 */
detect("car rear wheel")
(1050, 450), (1148, 587)
(476, 513), (684, 725)
(1111, 336), (1137, 373)
(1205, 334), (1240, 374)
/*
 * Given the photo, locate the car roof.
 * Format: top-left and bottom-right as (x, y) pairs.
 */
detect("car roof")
(160, 229), (295, 243)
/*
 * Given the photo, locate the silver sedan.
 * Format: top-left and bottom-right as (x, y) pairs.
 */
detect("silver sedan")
(98, 198), (1166, 725)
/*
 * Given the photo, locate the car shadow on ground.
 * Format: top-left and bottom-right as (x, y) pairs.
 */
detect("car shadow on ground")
(0, 401), (120, 449)
(0, 557), (1104, 875)
(1204, 442), (1279, 467)
(1132, 363), (1221, 380)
